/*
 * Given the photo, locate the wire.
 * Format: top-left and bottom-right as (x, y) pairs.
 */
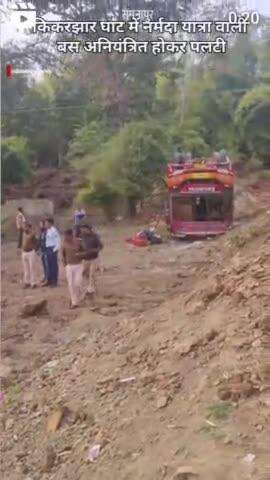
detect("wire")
(3, 104), (88, 114)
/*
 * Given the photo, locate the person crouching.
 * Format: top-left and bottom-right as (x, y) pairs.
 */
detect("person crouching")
(21, 222), (38, 288)
(62, 229), (84, 309)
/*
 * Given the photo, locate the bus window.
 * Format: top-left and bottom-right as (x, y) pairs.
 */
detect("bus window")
(207, 197), (224, 221)
(172, 197), (193, 221)
(194, 197), (207, 221)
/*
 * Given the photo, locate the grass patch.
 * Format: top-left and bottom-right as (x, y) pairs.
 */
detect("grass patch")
(198, 423), (225, 440)
(229, 220), (267, 249)
(229, 233), (247, 248)
(206, 402), (233, 421)
(6, 383), (22, 406)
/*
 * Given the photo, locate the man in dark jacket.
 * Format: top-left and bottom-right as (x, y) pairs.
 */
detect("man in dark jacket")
(77, 224), (103, 295)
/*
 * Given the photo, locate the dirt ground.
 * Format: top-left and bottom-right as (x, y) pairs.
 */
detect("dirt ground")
(1, 216), (270, 480)
(1, 224), (199, 373)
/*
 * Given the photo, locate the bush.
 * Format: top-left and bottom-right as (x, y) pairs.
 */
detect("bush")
(235, 86), (270, 165)
(67, 120), (112, 167)
(2, 137), (31, 185)
(79, 120), (169, 215)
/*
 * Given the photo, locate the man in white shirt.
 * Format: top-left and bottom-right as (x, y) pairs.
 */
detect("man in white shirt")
(43, 217), (61, 287)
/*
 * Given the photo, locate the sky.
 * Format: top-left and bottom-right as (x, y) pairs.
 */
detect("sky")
(255, 0), (270, 14)
(0, 0), (269, 46)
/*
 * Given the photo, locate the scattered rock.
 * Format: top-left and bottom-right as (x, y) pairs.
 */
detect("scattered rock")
(140, 373), (156, 386)
(116, 345), (130, 355)
(67, 401), (95, 424)
(217, 388), (231, 401)
(172, 466), (199, 480)
(87, 444), (101, 462)
(42, 360), (59, 374)
(224, 435), (233, 445)
(260, 315), (270, 333)
(41, 446), (56, 473)
(186, 301), (204, 315)
(1, 297), (7, 308)
(231, 253), (247, 273)
(0, 363), (13, 379)
(218, 373), (256, 401)
(94, 429), (110, 448)
(20, 299), (48, 318)
(202, 277), (223, 304)
(157, 394), (169, 409)
(252, 339), (261, 348)
(174, 338), (200, 357)
(119, 376), (136, 385)
(242, 453), (256, 465)
(47, 408), (65, 433)
(258, 394), (270, 408)
(5, 418), (14, 430)
(204, 329), (219, 343)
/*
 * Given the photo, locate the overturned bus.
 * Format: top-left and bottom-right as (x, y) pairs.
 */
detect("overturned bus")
(166, 157), (235, 238)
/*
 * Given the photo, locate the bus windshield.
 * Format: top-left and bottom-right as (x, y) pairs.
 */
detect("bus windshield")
(172, 194), (232, 222)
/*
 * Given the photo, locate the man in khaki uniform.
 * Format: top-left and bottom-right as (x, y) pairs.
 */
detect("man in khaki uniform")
(21, 223), (38, 288)
(62, 229), (84, 309)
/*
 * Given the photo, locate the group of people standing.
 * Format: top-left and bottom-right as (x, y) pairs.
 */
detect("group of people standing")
(16, 207), (103, 309)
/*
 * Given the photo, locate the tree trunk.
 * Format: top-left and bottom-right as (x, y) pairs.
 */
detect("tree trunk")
(103, 202), (115, 222)
(128, 198), (137, 218)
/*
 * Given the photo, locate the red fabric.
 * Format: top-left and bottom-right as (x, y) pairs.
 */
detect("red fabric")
(133, 236), (149, 247)
(6, 64), (13, 78)
(125, 233), (149, 247)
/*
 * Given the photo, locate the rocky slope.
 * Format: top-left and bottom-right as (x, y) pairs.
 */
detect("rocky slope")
(1, 214), (270, 480)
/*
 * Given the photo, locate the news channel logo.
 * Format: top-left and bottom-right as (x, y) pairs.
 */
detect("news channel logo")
(0, 1), (36, 34)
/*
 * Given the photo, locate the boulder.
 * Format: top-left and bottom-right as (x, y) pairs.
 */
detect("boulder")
(260, 315), (270, 333)
(172, 466), (199, 480)
(202, 277), (223, 304)
(20, 299), (48, 318)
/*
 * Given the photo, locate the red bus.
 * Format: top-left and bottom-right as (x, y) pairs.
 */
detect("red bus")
(166, 158), (235, 238)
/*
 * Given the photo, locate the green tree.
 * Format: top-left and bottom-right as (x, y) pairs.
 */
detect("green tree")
(8, 73), (90, 168)
(79, 120), (169, 216)
(235, 85), (270, 165)
(2, 137), (31, 185)
(67, 120), (112, 166)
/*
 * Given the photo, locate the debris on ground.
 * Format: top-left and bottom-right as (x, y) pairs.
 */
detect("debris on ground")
(87, 444), (102, 462)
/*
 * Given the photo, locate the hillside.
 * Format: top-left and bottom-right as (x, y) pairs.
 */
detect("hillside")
(1, 211), (269, 480)
(4, 168), (83, 210)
